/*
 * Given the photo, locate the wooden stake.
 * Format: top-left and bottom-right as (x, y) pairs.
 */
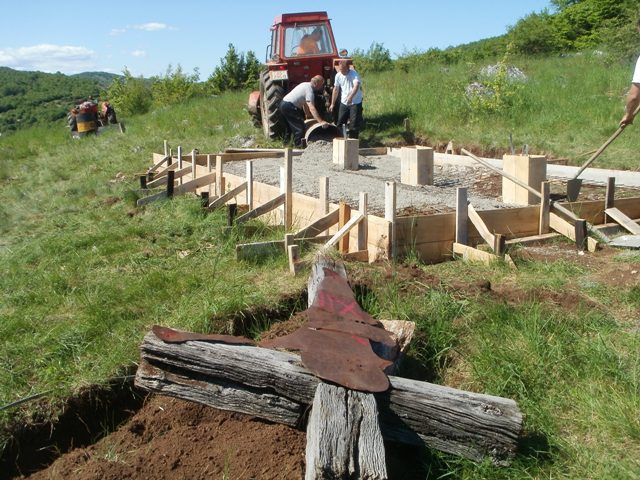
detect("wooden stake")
(358, 192), (368, 252)
(494, 233), (506, 256)
(200, 192), (209, 209)
(207, 154), (213, 197)
(139, 175), (147, 189)
(338, 202), (351, 254)
(284, 149), (293, 231)
(166, 170), (175, 198)
(319, 177), (329, 215)
(385, 181), (396, 260)
(539, 181), (550, 235)
(163, 140), (168, 157)
(191, 149), (196, 183)
(227, 203), (237, 227)
(288, 244), (300, 275)
(177, 146), (183, 186)
(216, 155), (224, 197)
(246, 160), (254, 210)
(456, 187), (468, 245)
(575, 219), (587, 252)
(605, 177), (615, 223)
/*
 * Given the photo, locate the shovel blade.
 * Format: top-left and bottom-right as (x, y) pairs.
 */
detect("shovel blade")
(566, 178), (582, 202)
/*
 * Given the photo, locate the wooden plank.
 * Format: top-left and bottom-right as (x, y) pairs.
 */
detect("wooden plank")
(305, 383), (387, 480)
(177, 146), (183, 186)
(506, 232), (559, 245)
(358, 147), (388, 156)
(246, 160), (253, 210)
(284, 149), (293, 230)
(550, 213), (597, 252)
(539, 181), (550, 234)
(452, 242), (500, 265)
(468, 204), (496, 249)
(385, 182), (396, 259)
(605, 177), (615, 223)
(136, 333), (523, 463)
(146, 164), (186, 188)
(216, 155), (224, 197)
(294, 210), (340, 239)
(207, 154), (214, 197)
(236, 193), (286, 224)
(224, 147), (304, 155)
(604, 207), (640, 235)
(147, 154), (170, 175)
(338, 202), (352, 254)
(319, 177), (329, 215)
(288, 244), (300, 275)
(136, 190), (168, 207)
(325, 212), (364, 249)
(343, 249), (370, 262)
(456, 187), (468, 245)
(358, 192), (368, 251)
(173, 172), (217, 196)
(207, 182), (247, 210)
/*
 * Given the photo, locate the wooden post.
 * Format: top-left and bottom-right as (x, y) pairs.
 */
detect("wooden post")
(400, 146), (433, 186)
(191, 149), (196, 183)
(539, 181), (551, 234)
(494, 234), (506, 256)
(288, 244), (300, 275)
(575, 219), (587, 252)
(177, 146), (183, 186)
(456, 187), (468, 245)
(319, 177), (329, 215)
(284, 149), (293, 230)
(168, 149), (172, 166)
(605, 177), (615, 223)
(358, 192), (368, 252)
(227, 204), (237, 227)
(139, 175), (147, 189)
(200, 192), (209, 209)
(166, 170), (175, 198)
(207, 154), (213, 197)
(216, 155), (224, 197)
(246, 160), (254, 210)
(338, 202), (351, 254)
(385, 181), (396, 260)
(284, 233), (295, 251)
(163, 140), (168, 157)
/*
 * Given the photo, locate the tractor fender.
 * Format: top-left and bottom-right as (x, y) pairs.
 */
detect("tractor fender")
(248, 90), (260, 116)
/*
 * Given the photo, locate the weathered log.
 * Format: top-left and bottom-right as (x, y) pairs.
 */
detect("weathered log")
(305, 383), (387, 480)
(135, 334), (522, 463)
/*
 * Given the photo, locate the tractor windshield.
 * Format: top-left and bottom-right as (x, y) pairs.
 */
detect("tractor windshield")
(284, 24), (334, 57)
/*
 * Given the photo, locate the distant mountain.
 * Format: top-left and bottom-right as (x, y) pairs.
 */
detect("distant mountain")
(72, 71), (122, 89)
(0, 67), (119, 134)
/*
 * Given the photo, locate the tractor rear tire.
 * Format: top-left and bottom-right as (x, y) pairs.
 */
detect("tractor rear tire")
(260, 71), (285, 140)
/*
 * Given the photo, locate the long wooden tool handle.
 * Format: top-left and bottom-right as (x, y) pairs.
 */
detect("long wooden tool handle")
(572, 103), (640, 180)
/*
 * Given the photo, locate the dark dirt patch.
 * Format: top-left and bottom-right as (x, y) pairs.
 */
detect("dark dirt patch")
(22, 396), (307, 480)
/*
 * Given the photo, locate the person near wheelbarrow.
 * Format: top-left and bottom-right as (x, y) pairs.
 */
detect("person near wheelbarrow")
(620, 18), (640, 127)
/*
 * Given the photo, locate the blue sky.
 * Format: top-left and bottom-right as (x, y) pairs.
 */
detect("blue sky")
(0, 1), (553, 77)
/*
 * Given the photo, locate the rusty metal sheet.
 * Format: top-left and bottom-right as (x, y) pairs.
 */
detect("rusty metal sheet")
(260, 328), (392, 392)
(152, 325), (255, 346)
(311, 269), (380, 325)
(302, 307), (396, 349)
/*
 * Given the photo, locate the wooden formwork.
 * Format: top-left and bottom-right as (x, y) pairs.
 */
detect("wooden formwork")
(141, 147), (640, 264)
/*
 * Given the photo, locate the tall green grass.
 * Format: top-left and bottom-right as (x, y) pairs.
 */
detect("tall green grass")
(363, 53), (638, 168)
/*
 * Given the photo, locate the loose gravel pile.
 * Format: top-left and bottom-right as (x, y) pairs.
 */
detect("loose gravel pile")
(224, 141), (516, 215)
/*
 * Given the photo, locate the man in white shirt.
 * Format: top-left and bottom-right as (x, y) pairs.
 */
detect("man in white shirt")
(620, 19), (640, 127)
(279, 75), (328, 147)
(330, 60), (364, 138)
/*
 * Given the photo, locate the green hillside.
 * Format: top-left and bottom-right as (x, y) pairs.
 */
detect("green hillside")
(0, 67), (109, 134)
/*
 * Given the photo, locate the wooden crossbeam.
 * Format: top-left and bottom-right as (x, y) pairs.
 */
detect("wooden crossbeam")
(604, 207), (640, 235)
(147, 155), (171, 175)
(468, 204), (496, 250)
(173, 172), (217, 196)
(207, 182), (247, 210)
(453, 242), (500, 265)
(324, 212), (365, 250)
(236, 236), (333, 261)
(549, 212), (597, 252)
(146, 165), (190, 188)
(235, 193), (286, 224)
(294, 210), (340, 239)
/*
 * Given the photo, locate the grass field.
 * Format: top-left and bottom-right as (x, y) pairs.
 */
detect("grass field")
(1, 54), (640, 478)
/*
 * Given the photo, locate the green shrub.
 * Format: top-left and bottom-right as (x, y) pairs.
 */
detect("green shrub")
(207, 44), (262, 94)
(151, 65), (201, 107)
(352, 42), (393, 74)
(106, 68), (152, 116)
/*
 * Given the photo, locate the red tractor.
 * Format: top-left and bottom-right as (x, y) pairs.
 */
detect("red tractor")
(248, 12), (350, 140)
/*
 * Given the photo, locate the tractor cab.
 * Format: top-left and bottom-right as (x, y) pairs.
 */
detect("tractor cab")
(248, 12), (350, 141)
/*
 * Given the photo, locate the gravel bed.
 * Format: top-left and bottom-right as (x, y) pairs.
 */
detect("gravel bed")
(224, 141), (517, 215)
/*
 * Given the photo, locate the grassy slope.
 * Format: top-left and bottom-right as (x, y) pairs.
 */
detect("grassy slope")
(1, 58), (639, 478)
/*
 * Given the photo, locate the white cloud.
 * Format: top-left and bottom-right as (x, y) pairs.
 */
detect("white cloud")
(131, 50), (146, 57)
(0, 44), (96, 73)
(134, 22), (174, 32)
(109, 28), (126, 36)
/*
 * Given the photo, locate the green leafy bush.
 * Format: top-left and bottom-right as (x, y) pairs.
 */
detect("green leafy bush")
(352, 42), (393, 73)
(207, 44), (262, 94)
(151, 65), (201, 107)
(106, 68), (152, 116)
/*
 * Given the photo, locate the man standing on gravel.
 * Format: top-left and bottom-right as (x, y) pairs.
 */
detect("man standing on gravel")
(620, 18), (640, 126)
(280, 75), (328, 148)
(330, 59), (364, 139)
